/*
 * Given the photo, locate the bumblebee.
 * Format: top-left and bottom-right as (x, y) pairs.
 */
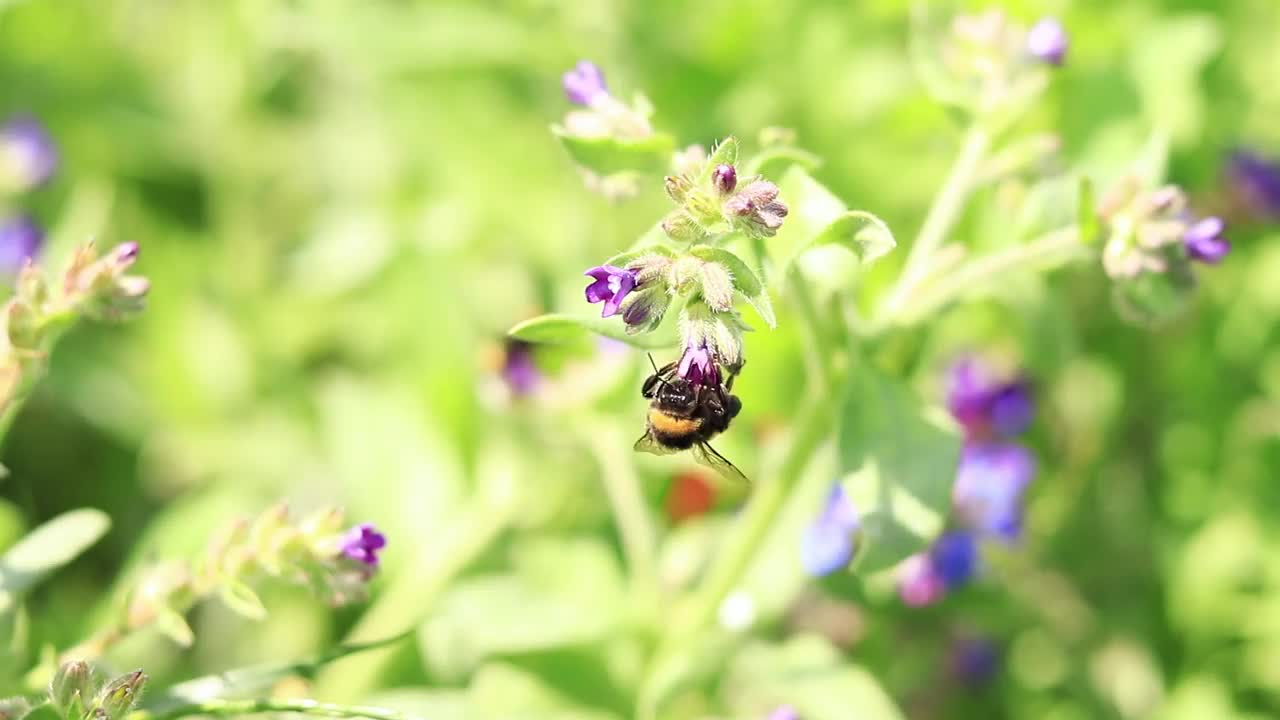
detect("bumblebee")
(634, 356), (748, 483)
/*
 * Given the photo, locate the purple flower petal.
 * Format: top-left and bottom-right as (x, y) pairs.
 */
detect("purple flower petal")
(801, 521), (855, 577)
(930, 531), (979, 589)
(0, 215), (44, 274)
(1027, 18), (1068, 65)
(0, 115), (57, 189)
(341, 523), (387, 567)
(1227, 150), (1280, 218)
(954, 443), (1035, 541)
(898, 553), (947, 607)
(677, 343), (720, 387)
(1184, 216), (1231, 263)
(562, 61), (609, 106)
(502, 340), (540, 395)
(583, 264), (637, 318)
(949, 636), (1000, 686)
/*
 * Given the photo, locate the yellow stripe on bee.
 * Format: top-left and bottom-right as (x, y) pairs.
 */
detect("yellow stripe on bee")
(648, 409), (701, 435)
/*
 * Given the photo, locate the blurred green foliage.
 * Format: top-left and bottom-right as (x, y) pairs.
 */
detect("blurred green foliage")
(2, 0), (1280, 718)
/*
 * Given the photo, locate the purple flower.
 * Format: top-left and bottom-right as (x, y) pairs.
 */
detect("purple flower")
(0, 115), (57, 190)
(1027, 18), (1068, 66)
(930, 530), (979, 589)
(898, 553), (947, 607)
(723, 179), (788, 237)
(801, 484), (861, 577)
(953, 443), (1035, 541)
(766, 706), (800, 720)
(1226, 150), (1280, 218)
(583, 264), (637, 318)
(562, 61), (609, 106)
(1184, 216), (1231, 264)
(677, 342), (720, 388)
(341, 523), (387, 567)
(946, 357), (1034, 438)
(948, 636), (1000, 686)
(712, 163), (737, 194)
(0, 215), (43, 275)
(502, 339), (540, 395)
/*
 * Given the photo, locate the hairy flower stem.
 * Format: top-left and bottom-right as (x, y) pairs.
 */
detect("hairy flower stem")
(587, 423), (658, 598)
(897, 226), (1086, 323)
(147, 698), (423, 720)
(880, 126), (991, 319)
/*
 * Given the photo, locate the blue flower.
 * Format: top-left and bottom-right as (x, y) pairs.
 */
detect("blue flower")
(929, 530), (979, 589)
(1183, 216), (1231, 264)
(1226, 150), (1280, 219)
(0, 215), (44, 275)
(953, 443), (1035, 542)
(562, 61), (609, 106)
(801, 484), (860, 577)
(0, 115), (57, 191)
(946, 357), (1034, 438)
(1026, 18), (1068, 66)
(341, 523), (387, 568)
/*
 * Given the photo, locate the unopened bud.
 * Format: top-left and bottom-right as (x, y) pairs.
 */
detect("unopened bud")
(661, 210), (706, 243)
(50, 660), (95, 715)
(699, 262), (735, 312)
(712, 164), (737, 194)
(620, 287), (671, 334)
(94, 670), (146, 719)
(664, 174), (691, 204)
(667, 256), (704, 295)
(107, 242), (139, 268)
(626, 253), (672, 287)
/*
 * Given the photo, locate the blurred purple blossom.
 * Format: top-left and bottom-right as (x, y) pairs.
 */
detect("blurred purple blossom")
(502, 339), (540, 395)
(0, 115), (57, 190)
(953, 443), (1035, 542)
(766, 706), (800, 720)
(898, 552), (947, 607)
(1026, 18), (1068, 65)
(801, 484), (860, 577)
(0, 215), (43, 275)
(930, 530), (979, 589)
(712, 163), (738, 194)
(1226, 150), (1280, 219)
(562, 61), (609, 106)
(947, 357), (1034, 438)
(677, 342), (720, 387)
(1184, 216), (1231, 264)
(341, 523), (387, 568)
(583, 264), (636, 318)
(948, 636), (1000, 686)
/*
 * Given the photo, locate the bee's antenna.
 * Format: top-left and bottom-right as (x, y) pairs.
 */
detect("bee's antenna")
(646, 352), (673, 389)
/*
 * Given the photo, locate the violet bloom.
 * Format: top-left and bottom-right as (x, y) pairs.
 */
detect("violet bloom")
(0, 215), (44, 275)
(712, 163), (737, 194)
(502, 339), (540, 396)
(948, 636), (1000, 686)
(583, 264), (636, 318)
(766, 706), (800, 720)
(341, 523), (387, 567)
(946, 357), (1034, 438)
(724, 179), (789, 237)
(801, 484), (861, 577)
(1184, 216), (1231, 264)
(930, 530), (979, 589)
(898, 552), (947, 607)
(1026, 18), (1068, 66)
(1226, 150), (1280, 218)
(677, 342), (720, 387)
(0, 115), (57, 190)
(562, 61), (609, 106)
(953, 443), (1035, 542)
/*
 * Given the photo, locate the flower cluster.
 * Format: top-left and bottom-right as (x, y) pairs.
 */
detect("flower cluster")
(938, 11), (1068, 115)
(896, 357), (1037, 606)
(70, 505), (385, 656)
(555, 62), (661, 201)
(1096, 178), (1230, 323)
(577, 118), (782, 390)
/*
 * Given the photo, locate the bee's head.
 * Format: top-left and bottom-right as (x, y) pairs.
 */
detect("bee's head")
(655, 378), (698, 412)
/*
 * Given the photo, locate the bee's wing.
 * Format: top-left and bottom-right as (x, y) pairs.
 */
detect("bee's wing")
(634, 430), (680, 456)
(693, 441), (750, 484)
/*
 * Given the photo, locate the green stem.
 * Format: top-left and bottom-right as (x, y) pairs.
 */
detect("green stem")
(879, 125), (990, 320)
(586, 424), (658, 596)
(148, 698), (422, 720)
(788, 272), (834, 388)
(895, 226), (1086, 324)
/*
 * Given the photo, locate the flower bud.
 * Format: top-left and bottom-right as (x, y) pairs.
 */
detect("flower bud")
(711, 164), (737, 194)
(666, 256), (704, 295)
(660, 210), (706, 243)
(49, 660), (96, 716)
(709, 314), (746, 371)
(94, 670), (146, 719)
(664, 174), (692, 204)
(625, 253), (672, 288)
(562, 61), (608, 106)
(1026, 17), (1069, 66)
(620, 286), (671, 334)
(699, 261), (735, 312)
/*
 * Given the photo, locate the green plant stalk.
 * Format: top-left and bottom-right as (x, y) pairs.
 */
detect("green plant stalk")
(788, 272), (834, 388)
(895, 226), (1087, 323)
(879, 125), (990, 319)
(0, 309), (79, 444)
(586, 423), (658, 597)
(145, 698), (423, 720)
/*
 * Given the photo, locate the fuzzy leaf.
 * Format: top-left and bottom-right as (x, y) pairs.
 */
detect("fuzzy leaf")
(509, 312), (678, 350)
(0, 509), (110, 614)
(688, 246), (775, 328)
(551, 128), (676, 175)
(698, 136), (740, 181)
(837, 364), (961, 573)
(803, 211), (896, 267)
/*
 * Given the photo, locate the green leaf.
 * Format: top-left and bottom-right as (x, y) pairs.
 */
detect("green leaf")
(469, 663), (622, 720)
(508, 311), (678, 350)
(799, 210), (896, 268)
(837, 363), (960, 573)
(722, 636), (905, 720)
(688, 246), (775, 328)
(698, 136), (739, 181)
(743, 146), (822, 179)
(551, 128), (676, 176)
(155, 609), (195, 647)
(218, 581), (267, 620)
(0, 509), (110, 613)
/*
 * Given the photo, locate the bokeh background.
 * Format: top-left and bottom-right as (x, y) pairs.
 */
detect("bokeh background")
(2, 0), (1280, 718)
